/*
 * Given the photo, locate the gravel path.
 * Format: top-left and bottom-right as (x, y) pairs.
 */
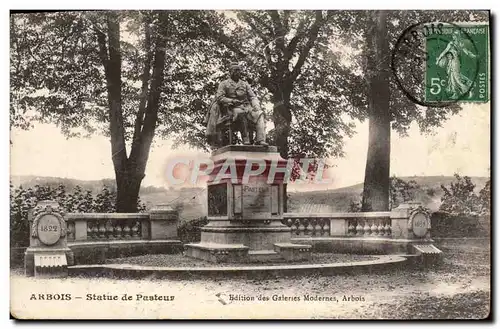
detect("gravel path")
(10, 238), (490, 319)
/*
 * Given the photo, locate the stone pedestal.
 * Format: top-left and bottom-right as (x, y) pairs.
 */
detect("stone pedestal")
(391, 202), (432, 240)
(149, 204), (179, 240)
(185, 145), (311, 263)
(199, 220), (291, 250)
(24, 201), (74, 277)
(390, 202), (441, 257)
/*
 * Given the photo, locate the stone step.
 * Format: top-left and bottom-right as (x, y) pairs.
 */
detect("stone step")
(248, 250), (282, 262)
(273, 243), (312, 261)
(184, 243), (250, 263)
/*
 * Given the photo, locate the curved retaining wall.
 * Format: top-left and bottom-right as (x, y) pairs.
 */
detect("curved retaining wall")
(68, 255), (410, 279)
(291, 237), (416, 255)
(69, 240), (183, 265)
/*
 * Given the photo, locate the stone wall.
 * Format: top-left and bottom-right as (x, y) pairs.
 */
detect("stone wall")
(66, 204), (179, 242)
(21, 203), (182, 270)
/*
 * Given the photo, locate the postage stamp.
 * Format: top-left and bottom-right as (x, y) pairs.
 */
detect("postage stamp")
(391, 21), (490, 107)
(425, 23), (489, 103)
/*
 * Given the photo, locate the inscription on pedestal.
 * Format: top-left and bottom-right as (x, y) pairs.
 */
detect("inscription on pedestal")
(25, 200), (72, 277)
(37, 214), (61, 246)
(208, 183), (228, 216)
(242, 184), (270, 214)
(412, 212), (429, 237)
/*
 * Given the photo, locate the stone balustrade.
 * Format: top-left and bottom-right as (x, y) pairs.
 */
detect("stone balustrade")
(284, 204), (434, 255)
(65, 204), (179, 242)
(283, 212), (391, 238)
(66, 213), (150, 241)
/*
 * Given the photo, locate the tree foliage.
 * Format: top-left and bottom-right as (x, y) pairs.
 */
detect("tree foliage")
(11, 11), (229, 211)
(165, 10), (366, 159)
(11, 11), (219, 139)
(169, 10), (489, 156)
(11, 9), (489, 152)
(389, 176), (419, 209)
(166, 10), (488, 212)
(350, 10), (489, 211)
(478, 179), (490, 214)
(365, 10), (488, 134)
(439, 174), (490, 217)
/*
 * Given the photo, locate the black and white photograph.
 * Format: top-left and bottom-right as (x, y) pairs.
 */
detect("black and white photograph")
(8, 8), (491, 320)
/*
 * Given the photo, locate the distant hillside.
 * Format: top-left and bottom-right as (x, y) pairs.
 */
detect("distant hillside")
(10, 175), (490, 221)
(10, 175), (166, 195)
(138, 188), (206, 222)
(330, 176), (489, 195)
(288, 176), (490, 213)
(10, 175), (202, 222)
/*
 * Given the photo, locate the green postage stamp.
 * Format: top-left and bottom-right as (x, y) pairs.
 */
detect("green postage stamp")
(425, 23), (489, 103)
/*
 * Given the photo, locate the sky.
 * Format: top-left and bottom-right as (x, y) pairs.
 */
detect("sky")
(10, 102), (490, 190)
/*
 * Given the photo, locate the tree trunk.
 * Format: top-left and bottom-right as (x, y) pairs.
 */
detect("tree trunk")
(115, 166), (143, 213)
(271, 91), (292, 159)
(114, 13), (168, 212)
(99, 13), (138, 213)
(361, 11), (391, 212)
(271, 89), (292, 212)
(97, 12), (168, 213)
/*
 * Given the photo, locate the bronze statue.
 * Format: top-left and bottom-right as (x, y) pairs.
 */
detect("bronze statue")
(205, 63), (268, 147)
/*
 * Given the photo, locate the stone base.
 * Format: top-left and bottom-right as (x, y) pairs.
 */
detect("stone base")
(212, 144), (278, 156)
(247, 250), (282, 262)
(186, 219), (314, 263)
(273, 243), (312, 261)
(411, 243), (442, 255)
(34, 252), (68, 278)
(200, 221), (291, 251)
(184, 243), (249, 263)
(24, 247), (74, 277)
(184, 242), (314, 263)
(291, 237), (437, 255)
(410, 243), (443, 266)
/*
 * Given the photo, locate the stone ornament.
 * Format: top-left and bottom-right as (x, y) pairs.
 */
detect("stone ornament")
(407, 205), (431, 238)
(31, 202), (66, 245)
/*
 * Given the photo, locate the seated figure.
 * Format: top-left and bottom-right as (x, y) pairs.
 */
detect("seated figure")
(205, 62), (268, 148)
